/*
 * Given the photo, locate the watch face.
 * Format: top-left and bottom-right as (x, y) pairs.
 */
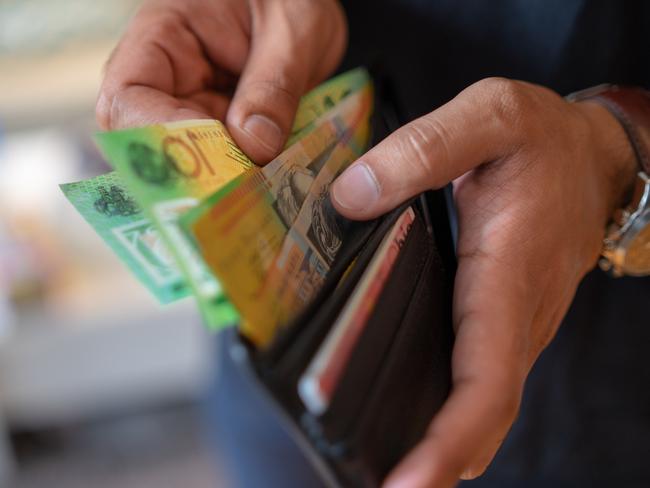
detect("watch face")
(622, 209), (650, 276)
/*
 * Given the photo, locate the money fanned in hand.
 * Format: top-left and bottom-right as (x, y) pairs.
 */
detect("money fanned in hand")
(185, 76), (373, 346)
(60, 68), (372, 332)
(95, 119), (252, 327)
(61, 69), (367, 316)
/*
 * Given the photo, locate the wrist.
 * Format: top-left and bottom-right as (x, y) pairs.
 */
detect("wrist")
(576, 100), (638, 221)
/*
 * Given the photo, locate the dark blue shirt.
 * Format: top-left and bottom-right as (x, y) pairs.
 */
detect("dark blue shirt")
(340, 1), (650, 486)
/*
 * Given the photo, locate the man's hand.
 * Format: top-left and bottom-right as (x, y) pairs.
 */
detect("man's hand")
(331, 78), (637, 487)
(96, 0), (346, 163)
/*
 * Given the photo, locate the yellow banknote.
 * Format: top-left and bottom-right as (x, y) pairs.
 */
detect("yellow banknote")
(187, 80), (373, 346)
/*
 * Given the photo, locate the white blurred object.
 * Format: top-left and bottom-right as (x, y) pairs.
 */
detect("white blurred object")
(0, 128), (81, 218)
(0, 129), (83, 309)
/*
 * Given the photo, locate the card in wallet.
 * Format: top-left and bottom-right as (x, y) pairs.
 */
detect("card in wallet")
(226, 76), (457, 488)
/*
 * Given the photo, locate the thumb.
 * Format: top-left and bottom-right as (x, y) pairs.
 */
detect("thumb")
(226, 1), (346, 164)
(331, 78), (522, 219)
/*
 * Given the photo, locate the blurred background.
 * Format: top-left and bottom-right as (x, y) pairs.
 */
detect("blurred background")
(0, 1), (222, 486)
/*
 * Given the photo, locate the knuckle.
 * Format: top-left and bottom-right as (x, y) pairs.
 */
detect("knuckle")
(282, 0), (340, 24)
(485, 77), (530, 111)
(274, 0), (326, 38)
(473, 77), (538, 136)
(277, 0), (346, 61)
(141, 10), (185, 44)
(245, 76), (300, 112)
(255, 0), (346, 89)
(399, 116), (450, 184)
(401, 123), (435, 171)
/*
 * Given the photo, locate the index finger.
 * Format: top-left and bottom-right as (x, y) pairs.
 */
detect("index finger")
(96, 4), (238, 129)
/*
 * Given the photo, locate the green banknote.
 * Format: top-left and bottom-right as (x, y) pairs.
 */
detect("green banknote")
(287, 67), (371, 145)
(61, 172), (187, 303)
(61, 68), (371, 329)
(96, 118), (250, 327)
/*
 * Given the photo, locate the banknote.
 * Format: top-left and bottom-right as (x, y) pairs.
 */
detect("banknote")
(61, 172), (187, 303)
(248, 143), (357, 344)
(186, 79), (374, 346)
(184, 121), (345, 338)
(95, 118), (252, 326)
(287, 67), (371, 146)
(298, 207), (415, 415)
(62, 68), (371, 322)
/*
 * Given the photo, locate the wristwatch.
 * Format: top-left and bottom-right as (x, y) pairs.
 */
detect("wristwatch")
(567, 85), (650, 277)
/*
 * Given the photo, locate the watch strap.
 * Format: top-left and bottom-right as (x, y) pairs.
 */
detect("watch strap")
(570, 85), (650, 175)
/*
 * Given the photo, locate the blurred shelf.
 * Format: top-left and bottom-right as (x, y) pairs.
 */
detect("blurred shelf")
(0, 0), (140, 130)
(0, 298), (215, 429)
(0, 41), (115, 131)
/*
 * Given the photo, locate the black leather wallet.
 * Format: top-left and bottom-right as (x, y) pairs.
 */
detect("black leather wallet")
(229, 76), (457, 488)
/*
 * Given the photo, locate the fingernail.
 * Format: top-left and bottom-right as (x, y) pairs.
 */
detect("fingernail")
(241, 114), (283, 154)
(460, 467), (480, 480)
(332, 162), (380, 211)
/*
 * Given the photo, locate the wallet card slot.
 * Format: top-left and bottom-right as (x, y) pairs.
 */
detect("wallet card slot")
(309, 218), (453, 486)
(256, 199), (416, 372)
(348, 244), (453, 484)
(312, 211), (432, 442)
